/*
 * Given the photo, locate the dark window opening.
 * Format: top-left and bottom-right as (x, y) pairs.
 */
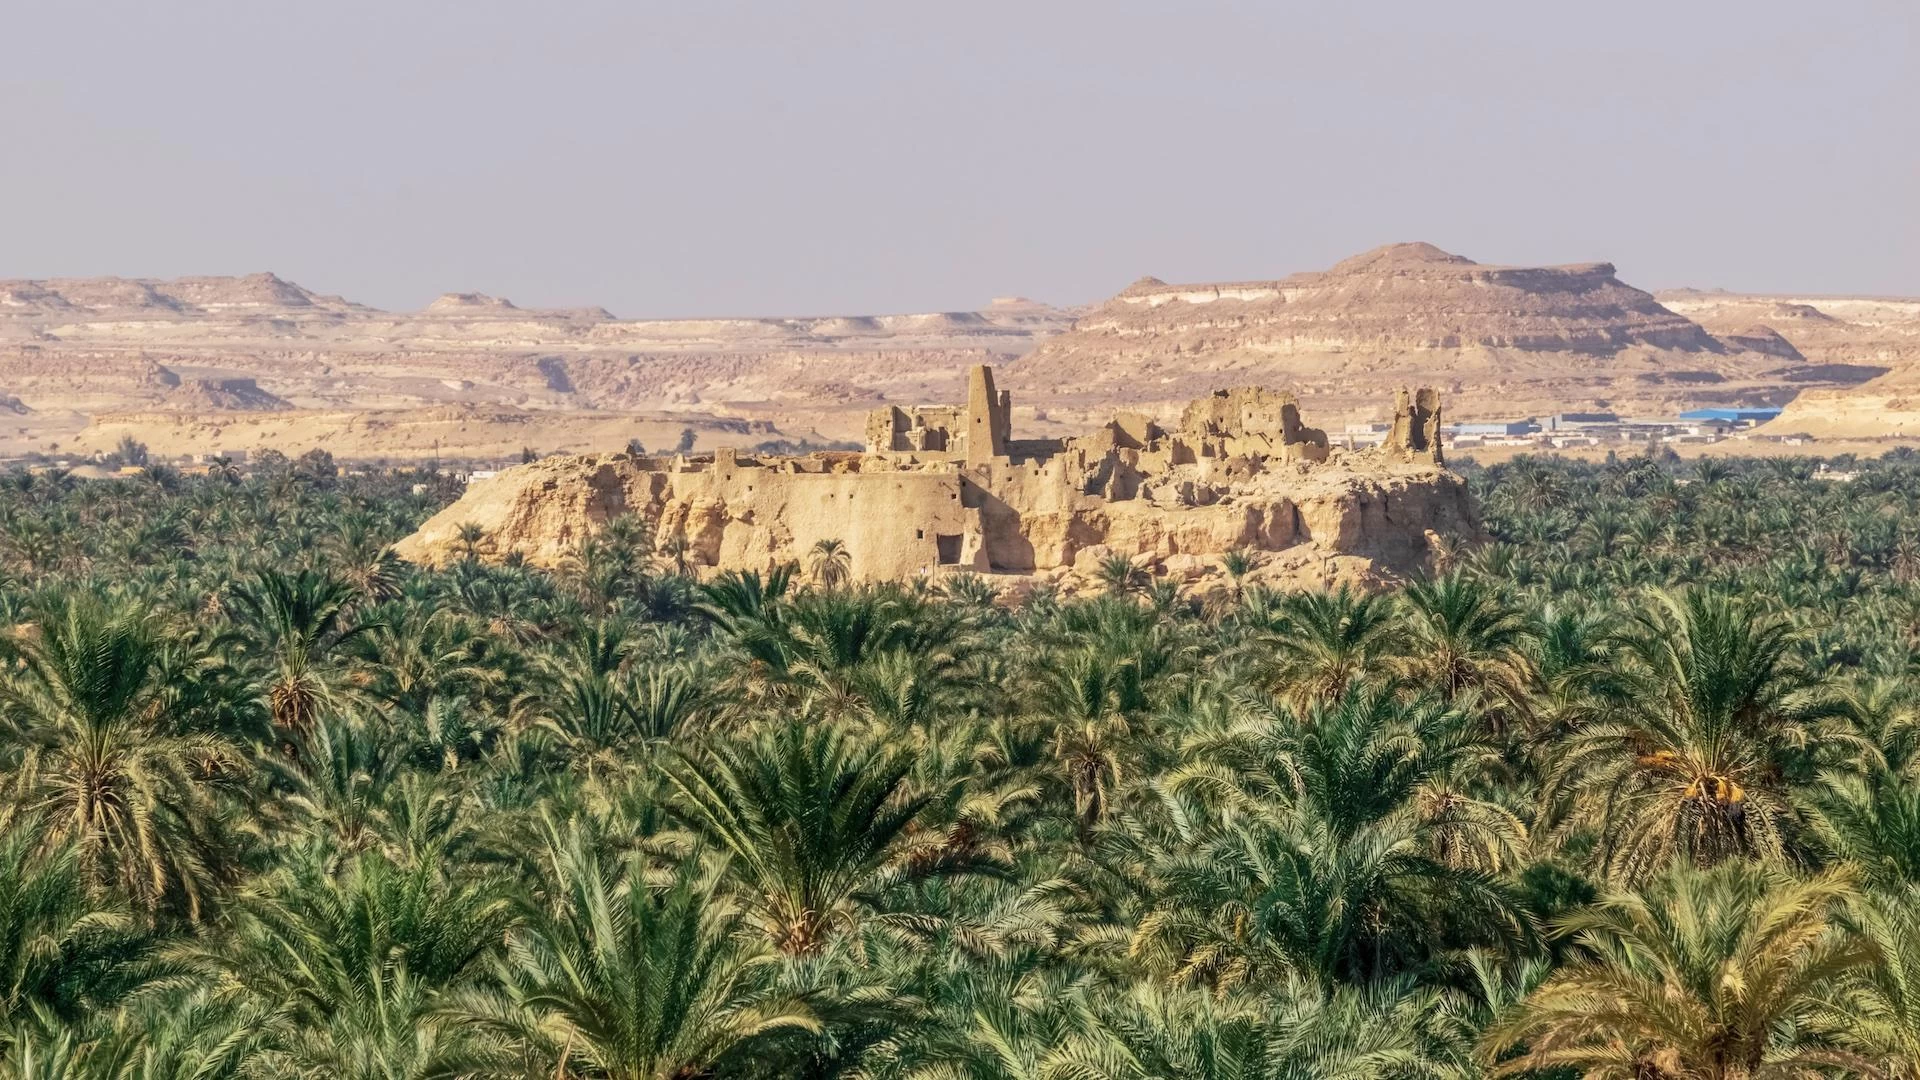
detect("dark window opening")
(936, 534), (963, 565)
(915, 529), (924, 539)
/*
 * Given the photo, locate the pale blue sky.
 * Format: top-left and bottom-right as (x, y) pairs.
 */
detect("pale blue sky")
(4, 0), (1914, 314)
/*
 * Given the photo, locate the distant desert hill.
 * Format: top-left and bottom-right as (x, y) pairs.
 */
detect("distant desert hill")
(1655, 290), (1920, 371)
(1655, 290), (1920, 439)
(1674, 292), (1920, 440)
(162, 377), (294, 412)
(0, 272), (1076, 461)
(0, 272), (366, 315)
(1006, 243), (1874, 423)
(1, 255), (1910, 461)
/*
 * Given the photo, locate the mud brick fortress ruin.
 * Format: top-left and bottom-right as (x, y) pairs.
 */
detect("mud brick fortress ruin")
(397, 366), (1475, 588)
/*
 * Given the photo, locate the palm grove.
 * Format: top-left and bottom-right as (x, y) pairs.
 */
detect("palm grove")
(5, 449), (1920, 1080)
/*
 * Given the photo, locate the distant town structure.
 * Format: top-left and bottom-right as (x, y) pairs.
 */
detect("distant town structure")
(1678, 407), (1784, 424)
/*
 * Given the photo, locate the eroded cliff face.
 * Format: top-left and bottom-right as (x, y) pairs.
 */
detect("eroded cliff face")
(1657, 291), (1920, 372)
(396, 452), (1476, 586)
(395, 370), (1483, 591)
(1655, 290), (1920, 440)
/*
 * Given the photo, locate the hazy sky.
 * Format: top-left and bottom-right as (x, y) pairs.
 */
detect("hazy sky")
(5, 0), (1914, 315)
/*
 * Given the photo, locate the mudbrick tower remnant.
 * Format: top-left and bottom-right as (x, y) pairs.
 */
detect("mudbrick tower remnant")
(1385, 387), (1443, 464)
(965, 363), (1013, 465)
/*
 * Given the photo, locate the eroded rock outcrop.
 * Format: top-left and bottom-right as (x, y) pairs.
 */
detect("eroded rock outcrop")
(162, 377), (293, 412)
(396, 366), (1480, 587)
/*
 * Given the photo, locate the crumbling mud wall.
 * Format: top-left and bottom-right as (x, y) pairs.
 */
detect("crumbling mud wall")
(395, 367), (1477, 583)
(1384, 387), (1444, 465)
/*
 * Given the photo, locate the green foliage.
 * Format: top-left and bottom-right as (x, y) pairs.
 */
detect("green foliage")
(3, 452), (1920, 1077)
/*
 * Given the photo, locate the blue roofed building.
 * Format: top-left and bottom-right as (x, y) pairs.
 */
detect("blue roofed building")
(1677, 407), (1782, 423)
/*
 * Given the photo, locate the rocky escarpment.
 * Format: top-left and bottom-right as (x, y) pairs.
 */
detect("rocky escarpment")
(1007, 243), (1867, 422)
(7, 257), (1903, 462)
(1099, 242), (1717, 353)
(1657, 290), (1920, 372)
(1657, 290), (1920, 440)
(394, 449), (1476, 593)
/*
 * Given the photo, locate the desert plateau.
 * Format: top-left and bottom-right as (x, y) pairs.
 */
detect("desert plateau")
(7, 244), (1919, 466)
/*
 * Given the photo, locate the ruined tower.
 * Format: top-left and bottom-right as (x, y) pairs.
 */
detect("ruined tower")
(1384, 387), (1444, 465)
(964, 364), (1011, 464)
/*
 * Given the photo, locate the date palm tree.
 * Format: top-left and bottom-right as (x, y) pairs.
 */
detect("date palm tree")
(1799, 769), (1920, 889)
(807, 538), (853, 591)
(1138, 685), (1530, 989)
(1480, 862), (1873, 1080)
(454, 522), (486, 561)
(0, 830), (146, 1033)
(1096, 554), (1148, 596)
(1398, 572), (1535, 717)
(1035, 647), (1143, 834)
(191, 847), (516, 1080)
(1092, 979), (1472, 1080)
(230, 568), (379, 734)
(466, 822), (823, 1080)
(665, 720), (936, 955)
(79, 988), (278, 1080)
(1548, 588), (1856, 883)
(0, 598), (243, 921)
(1254, 585), (1406, 707)
(859, 961), (1117, 1080)
(1839, 884), (1920, 1079)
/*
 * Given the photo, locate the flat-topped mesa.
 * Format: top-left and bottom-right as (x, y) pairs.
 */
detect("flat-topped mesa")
(1002, 242), (1846, 424)
(396, 364), (1477, 584)
(1069, 243), (1718, 354)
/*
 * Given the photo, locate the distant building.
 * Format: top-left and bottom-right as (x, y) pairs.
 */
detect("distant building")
(1547, 412), (1619, 429)
(1677, 407), (1782, 423)
(1449, 420), (1536, 437)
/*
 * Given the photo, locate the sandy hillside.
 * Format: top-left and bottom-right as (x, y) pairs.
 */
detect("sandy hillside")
(1005, 243), (1891, 430)
(0, 274), (1073, 460)
(1653, 290), (1920, 439)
